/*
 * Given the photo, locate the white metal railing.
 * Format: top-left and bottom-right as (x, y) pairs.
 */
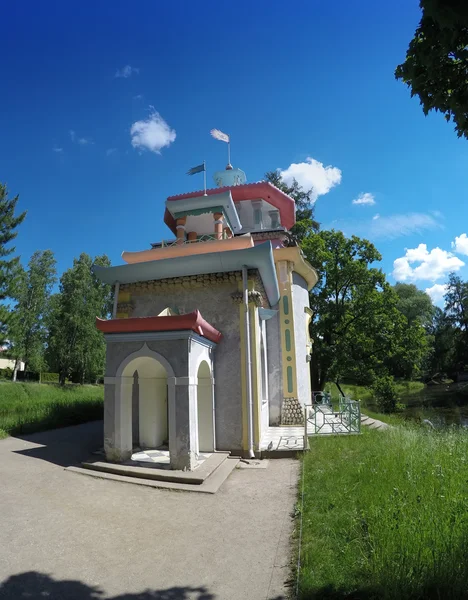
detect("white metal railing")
(160, 233), (227, 248)
(303, 393), (361, 449)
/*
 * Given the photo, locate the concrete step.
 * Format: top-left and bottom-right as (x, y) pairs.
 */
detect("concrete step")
(81, 451), (230, 485)
(66, 457), (239, 494)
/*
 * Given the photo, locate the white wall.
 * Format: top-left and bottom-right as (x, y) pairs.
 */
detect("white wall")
(292, 272), (312, 406)
(0, 358), (24, 371)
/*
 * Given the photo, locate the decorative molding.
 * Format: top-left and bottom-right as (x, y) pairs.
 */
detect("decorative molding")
(104, 329), (217, 348)
(230, 290), (263, 307)
(281, 397), (304, 425)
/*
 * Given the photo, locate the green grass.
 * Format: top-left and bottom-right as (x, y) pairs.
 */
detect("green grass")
(325, 381), (424, 405)
(298, 427), (468, 599)
(0, 382), (103, 438)
(323, 381), (425, 425)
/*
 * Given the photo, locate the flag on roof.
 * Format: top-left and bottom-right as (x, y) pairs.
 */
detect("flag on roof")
(210, 129), (230, 143)
(187, 163), (205, 175)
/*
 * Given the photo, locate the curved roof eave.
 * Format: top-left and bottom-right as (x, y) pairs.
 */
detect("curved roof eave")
(94, 242), (280, 306)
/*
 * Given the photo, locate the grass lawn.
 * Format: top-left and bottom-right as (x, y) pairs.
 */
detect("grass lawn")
(298, 427), (468, 599)
(0, 382), (103, 439)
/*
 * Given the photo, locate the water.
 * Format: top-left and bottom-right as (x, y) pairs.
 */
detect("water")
(387, 383), (468, 428)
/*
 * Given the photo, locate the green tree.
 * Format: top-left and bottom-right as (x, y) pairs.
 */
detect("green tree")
(264, 170), (319, 241)
(46, 253), (112, 384)
(427, 306), (458, 377)
(393, 283), (435, 327)
(9, 250), (56, 375)
(443, 272), (468, 371)
(396, 0), (468, 139)
(0, 183), (26, 344)
(302, 230), (427, 390)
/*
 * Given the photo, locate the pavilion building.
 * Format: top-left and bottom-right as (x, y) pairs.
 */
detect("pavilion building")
(95, 164), (317, 470)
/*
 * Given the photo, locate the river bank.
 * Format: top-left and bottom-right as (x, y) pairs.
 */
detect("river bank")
(327, 381), (468, 427)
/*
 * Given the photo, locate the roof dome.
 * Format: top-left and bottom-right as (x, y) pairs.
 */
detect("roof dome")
(213, 165), (247, 188)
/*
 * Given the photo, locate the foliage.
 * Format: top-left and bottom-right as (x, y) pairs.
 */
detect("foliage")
(0, 367), (13, 380)
(0, 382), (103, 438)
(393, 282), (435, 327)
(9, 250), (56, 372)
(264, 170), (319, 240)
(0, 183), (26, 344)
(45, 253), (112, 385)
(299, 427), (468, 599)
(40, 372), (59, 383)
(371, 375), (400, 413)
(427, 305), (458, 377)
(302, 230), (427, 389)
(395, 0), (468, 139)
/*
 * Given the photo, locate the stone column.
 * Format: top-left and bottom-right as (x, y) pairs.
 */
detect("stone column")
(176, 216), (187, 245)
(168, 377), (198, 471)
(213, 212), (224, 240)
(187, 231), (197, 242)
(105, 377), (133, 462)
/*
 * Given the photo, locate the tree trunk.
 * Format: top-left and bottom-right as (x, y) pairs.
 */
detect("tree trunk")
(12, 359), (20, 382)
(335, 379), (345, 397)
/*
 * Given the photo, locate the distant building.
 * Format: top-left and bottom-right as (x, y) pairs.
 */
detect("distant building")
(95, 163), (317, 470)
(0, 347), (24, 371)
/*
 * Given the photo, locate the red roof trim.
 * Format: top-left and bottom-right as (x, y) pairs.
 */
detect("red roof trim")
(163, 182), (296, 234)
(96, 310), (222, 344)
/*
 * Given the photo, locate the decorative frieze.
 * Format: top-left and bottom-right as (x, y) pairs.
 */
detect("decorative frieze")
(120, 270), (268, 306)
(230, 290), (263, 306)
(281, 397), (304, 425)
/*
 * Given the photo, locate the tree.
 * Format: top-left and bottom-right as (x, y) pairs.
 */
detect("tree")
(46, 253), (112, 384)
(395, 0), (468, 139)
(0, 183), (26, 344)
(427, 306), (458, 377)
(302, 230), (427, 390)
(443, 272), (468, 371)
(393, 283), (435, 327)
(9, 250), (56, 375)
(264, 170), (319, 241)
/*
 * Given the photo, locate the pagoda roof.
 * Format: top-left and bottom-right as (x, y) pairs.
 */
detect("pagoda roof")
(96, 310), (222, 344)
(164, 181), (296, 234)
(93, 241), (280, 306)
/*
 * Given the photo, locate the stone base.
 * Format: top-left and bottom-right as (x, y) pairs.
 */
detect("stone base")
(280, 397), (304, 425)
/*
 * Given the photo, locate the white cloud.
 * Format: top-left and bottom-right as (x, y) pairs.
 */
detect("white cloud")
(392, 244), (465, 282)
(425, 283), (448, 305)
(352, 192), (375, 206)
(130, 110), (176, 154)
(69, 130), (76, 142)
(115, 65), (139, 78)
(328, 212), (439, 241)
(452, 233), (468, 256)
(106, 148), (117, 156)
(133, 94), (143, 100)
(52, 146), (63, 153)
(279, 157), (342, 201)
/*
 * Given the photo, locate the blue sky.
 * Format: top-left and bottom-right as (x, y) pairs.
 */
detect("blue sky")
(2, 0), (468, 304)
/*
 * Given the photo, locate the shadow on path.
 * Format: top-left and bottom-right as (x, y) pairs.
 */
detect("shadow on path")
(11, 420), (102, 468)
(0, 571), (287, 600)
(0, 572), (214, 600)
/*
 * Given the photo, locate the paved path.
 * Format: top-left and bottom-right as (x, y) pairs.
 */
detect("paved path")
(0, 422), (298, 600)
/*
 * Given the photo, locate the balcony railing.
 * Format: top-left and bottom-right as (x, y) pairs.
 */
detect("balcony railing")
(156, 233), (228, 248)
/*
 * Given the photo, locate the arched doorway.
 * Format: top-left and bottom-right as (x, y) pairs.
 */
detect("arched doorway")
(196, 360), (214, 452)
(121, 355), (169, 449)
